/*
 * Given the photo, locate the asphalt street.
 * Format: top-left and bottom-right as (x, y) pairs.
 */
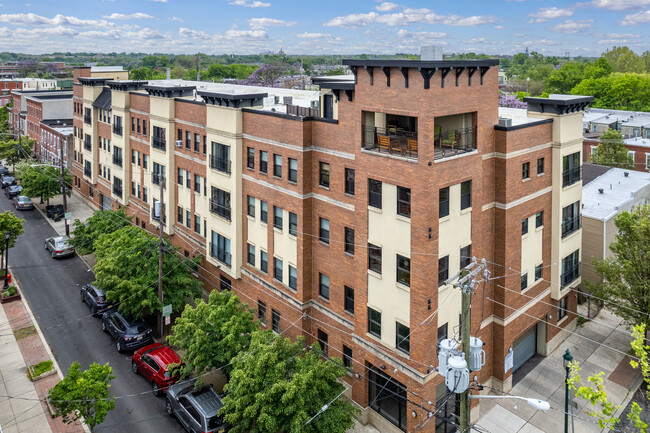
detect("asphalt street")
(1, 196), (183, 432)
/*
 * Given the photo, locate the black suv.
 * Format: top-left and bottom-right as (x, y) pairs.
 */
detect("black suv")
(166, 380), (228, 433)
(80, 284), (113, 315)
(101, 309), (153, 352)
(1, 175), (16, 189)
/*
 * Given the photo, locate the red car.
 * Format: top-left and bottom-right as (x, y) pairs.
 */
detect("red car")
(131, 343), (183, 396)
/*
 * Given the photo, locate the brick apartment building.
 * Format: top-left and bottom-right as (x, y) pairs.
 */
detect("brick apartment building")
(71, 63), (590, 432)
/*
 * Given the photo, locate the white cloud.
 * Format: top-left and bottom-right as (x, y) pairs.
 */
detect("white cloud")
(147, 0), (168, 2)
(0, 13), (113, 28)
(168, 16), (183, 22)
(324, 8), (496, 28)
(103, 12), (154, 20)
(248, 17), (296, 28)
(549, 19), (593, 33)
(179, 27), (211, 39)
(493, 25), (504, 29)
(224, 29), (268, 39)
(229, 0), (270, 7)
(397, 29), (448, 39)
(296, 32), (341, 41)
(376, 2), (398, 12)
(620, 10), (650, 25)
(588, 0), (650, 11)
(323, 12), (378, 28)
(462, 37), (494, 44)
(528, 7), (573, 23)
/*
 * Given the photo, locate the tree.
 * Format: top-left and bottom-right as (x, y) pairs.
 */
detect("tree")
(545, 62), (585, 94)
(590, 129), (634, 169)
(583, 57), (613, 79)
(498, 93), (527, 108)
(603, 46), (645, 74)
(642, 51), (650, 73)
(94, 226), (202, 318)
(48, 361), (115, 432)
(167, 290), (259, 377)
(0, 137), (34, 168)
(15, 163), (71, 205)
(68, 208), (132, 255)
(240, 64), (284, 87)
(221, 331), (359, 433)
(0, 211), (25, 271)
(586, 205), (650, 331)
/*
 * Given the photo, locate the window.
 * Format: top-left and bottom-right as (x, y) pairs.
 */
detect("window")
(438, 255), (449, 287)
(368, 308), (381, 338)
(396, 255), (410, 287)
(288, 158), (297, 183)
(344, 286), (354, 314)
(522, 218), (528, 235)
(194, 214), (201, 234)
(396, 322), (410, 354)
(247, 243), (255, 266)
(274, 257), (283, 282)
(132, 117), (135, 132)
(220, 275), (231, 291)
(177, 128), (182, 141)
(343, 345), (352, 368)
(439, 187), (450, 218)
(272, 309), (280, 332)
(319, 218), (330, 244)
(194, 133), (200, 152)
(438, 322), (448, 344)
(143, 154), (148, 170)
(210, 142), (231, 174)
(202, 135), (206, 154)
(368, 243), (382, 274)
(289, 212), (297, 236)
(561, 249), (580, 288)
(319, 273), (330, 300)
(558, 297), (567, 321)
(317, 329), (328, 357)
(368, 365), (407, 431)
(152, 126), (165, 151)
(274, 206), (283, 230)
(210, 231), (231, 267)
(142, 120), (147, 136)
(537, 157), (544, 175)
(186, 170), (191, 188)
(185, 131), (191, 149)
(535, 264), (543, 281)
(210, 187), (231, 221)
(273, 154), (282, 178)
(368, 179), (382, 209)
(177, 206), (183, 224)
(345, 168), (355, 195)
(260, 151), (268, 174)
(247, 196), (255, 217)
(247, 147), (255, 169)
(194, 174), (200, 193)
(461, 180), (472, 210)
(522, 162), (530, 180)
(137, 118), (141, 134)
(646, 153), (650, 171)
(185, 210), (191, 229)
(344, 227), (355, 255)
(319, 162), (330, 188)
(258, 300), (266, 324)
(260, 201), (268, 223)
(521, 274), (528, 291)
(562, 152), (581, 187)
(288, 265), (297, 290)
(143, 187), (148, 203)
(460, 244), (472, 269)
(536, 211), (543, 228)
(260, 251), (268, 273)
(562, 201), (581, 238)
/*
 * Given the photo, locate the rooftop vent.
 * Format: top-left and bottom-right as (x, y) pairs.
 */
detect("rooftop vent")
(624, 171), (629, 177)
(598, 188), (604, 194)
(498, 117), (512, 127)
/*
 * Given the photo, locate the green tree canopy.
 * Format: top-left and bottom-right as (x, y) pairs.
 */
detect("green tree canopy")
(48, 361), (115, 432)
(586, 205), (650, 330)
(590, 128), (634, 169)
(0, 210), (25, 257)
(94, 226), (202, 318)
(602, 46), (645, 73)
(69, 208), (132, 255)
(15, 162), (71, 205)
(545, 62), (585, 94)
(167, 290), (259, 377)
(221, 331), (359, 433)
(0, 137), (34, 167)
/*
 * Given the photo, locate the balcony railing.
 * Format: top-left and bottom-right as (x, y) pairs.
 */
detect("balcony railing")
(112, 125), (123, 136)
(434, 126), (477, 160)
(112, 185), (122, 198)
(210, 155), (231, 174)
(84, 115), (91, 125)
(152, 137), (166, 151)
(209, 242), (231, 267)
(152, 173), (165, 186)
(112, 155), (123, 167)
(84, 140), (91, 151)
(210, 199), (232, 221)
(561, 264), (581, 288)
(561, 215), (581, 238)
(562, 166), (582, 187)
(363, 126), (418, 158)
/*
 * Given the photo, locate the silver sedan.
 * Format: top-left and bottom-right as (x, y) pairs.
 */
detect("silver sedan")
(12, 196), (33, 210)
(44, 236), (75, 258)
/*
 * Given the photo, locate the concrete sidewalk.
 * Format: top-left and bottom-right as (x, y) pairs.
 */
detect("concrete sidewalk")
(477, 306), (642, 433)
(34, 191), (98, 237)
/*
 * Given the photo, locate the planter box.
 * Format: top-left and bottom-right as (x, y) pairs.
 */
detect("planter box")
(28, 364), (57, 382)
(1, 291), (21, 304)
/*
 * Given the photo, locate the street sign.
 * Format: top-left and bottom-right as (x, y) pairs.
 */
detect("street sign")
(162, 304), (172, 317)
(64, 212), (71, 220)
(164, 316), (171, 325)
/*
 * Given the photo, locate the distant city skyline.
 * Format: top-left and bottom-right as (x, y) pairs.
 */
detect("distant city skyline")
(0, 0), (648, 56)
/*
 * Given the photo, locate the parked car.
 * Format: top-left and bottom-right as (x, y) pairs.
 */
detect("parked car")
(80, 284), (113, 315)
(5, 185), (23, 199)
(131, 343), (183, 396)
(101, 309), (153, 352)
(1, 175), (16, 189)
(0, 167), (9, 176)
(12, 196), (33, 210)
(166, 380), (228, 433)
(44, 236), (75, 258)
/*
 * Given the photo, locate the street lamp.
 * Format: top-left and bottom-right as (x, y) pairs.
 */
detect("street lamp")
(3, 231), (10, 289)
(526, 77), (530, 95)
(563, 349), (574, 433)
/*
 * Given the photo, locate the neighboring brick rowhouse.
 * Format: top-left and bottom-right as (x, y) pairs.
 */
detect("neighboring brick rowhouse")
(71, 61), (589, 433)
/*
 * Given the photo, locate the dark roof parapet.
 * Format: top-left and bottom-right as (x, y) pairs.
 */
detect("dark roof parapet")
(523, 95), (594, 115)
(78, 77), (109, 87)
(144, 85), (195, 98)
(107, 80), (148, 92)
(342, 59), (499, 68)
(198, 90), (267, 108)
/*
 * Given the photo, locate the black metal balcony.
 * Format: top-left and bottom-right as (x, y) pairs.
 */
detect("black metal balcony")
(84, 115), (91, 125)
(210, 199), (231, 221)
(562, 166), (582, 187)
(112, 125), (123, 136)
(362, 126), (418, 158)
(152, 137), (166, 151)
(209, 155), (231, 174)
(152, 173), (165, 186)
(561, 264), (581, 288)
(112, 184), (122, 198)
(209, 242), (231, 267)
(112, 155), (123, 167)
(561, 215), (581, 238)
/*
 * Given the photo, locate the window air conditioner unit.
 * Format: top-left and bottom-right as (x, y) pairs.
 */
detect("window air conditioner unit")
(175, 140), (183, 148)
(283, 96), (293, 105)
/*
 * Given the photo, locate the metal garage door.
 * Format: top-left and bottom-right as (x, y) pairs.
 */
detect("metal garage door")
(101, 194), (112, 211)
(513, 326), (537, 373)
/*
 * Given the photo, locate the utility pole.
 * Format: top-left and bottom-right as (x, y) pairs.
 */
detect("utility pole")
(59, 141), (69, 236)
(157, 176), (165, 338)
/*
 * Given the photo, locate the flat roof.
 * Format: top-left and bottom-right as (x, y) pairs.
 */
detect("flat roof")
(91, 66), (125, 73)
(582, 167), (650, 220)
(342, 59), (499, 68)
(624, 137), (650, 148)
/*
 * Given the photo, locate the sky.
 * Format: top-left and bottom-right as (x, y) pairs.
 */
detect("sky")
(0, 0), (648, 56)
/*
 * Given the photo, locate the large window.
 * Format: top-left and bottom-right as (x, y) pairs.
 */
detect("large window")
(562, 201), (581, 238)
(345, 168), (355, 195)
(438, 255), (449, 287)
(368, 308), (381, 338)
(561, 249), (580, 288)
(344, 227), (355, 255)
(368, 179), (382, 209)
(319, 273), (330, 300)
(152, 126), (165, 151)
(397, 186), (411, 217)
(396, 322), (410, 354)
(319, 162), (330, 188)
(210, 187), (231, 221)
(368, 243), (382, 274)
(210, 142), (231, 174)
(344, 286), (354, 314)
(562, 152), (581, 187)
(368, 365), (407, 432)
(396, 254), (410, 287)
(288, 158), (297, 182)
(319, 218), (329, 244)
(210, 231), (231, 267)
(461, 180), (472, 210)
(439, 187), (450, 218)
